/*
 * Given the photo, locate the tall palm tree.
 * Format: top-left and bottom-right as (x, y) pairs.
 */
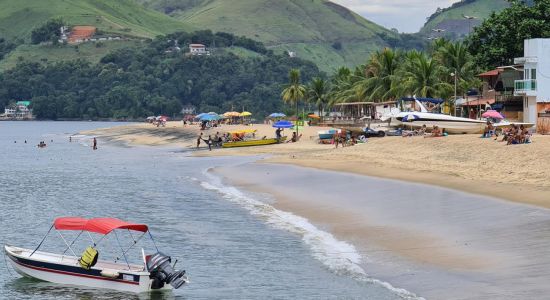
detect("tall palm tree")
(281, 69), (306, 135)
(307, 77), (329, 117)
(354, 48), (402, 102)
(401, 52), (452, 99)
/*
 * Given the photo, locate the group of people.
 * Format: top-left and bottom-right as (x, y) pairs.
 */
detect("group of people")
(196, 132), (224, 151)
(482, 121), (532, 145)
(401, 125), (444, 138)
(332, 130), (365, 148)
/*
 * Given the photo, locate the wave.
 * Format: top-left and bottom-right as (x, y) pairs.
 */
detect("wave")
(199, 171), (424, 300)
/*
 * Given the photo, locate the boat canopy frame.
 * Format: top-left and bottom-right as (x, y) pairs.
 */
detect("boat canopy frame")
(30, 217), (159, 270)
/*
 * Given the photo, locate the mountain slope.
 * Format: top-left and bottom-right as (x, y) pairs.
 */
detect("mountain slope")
(137, 0), (396, 71)
(420, 0), (509, 38)
(0, 0), (192, 41)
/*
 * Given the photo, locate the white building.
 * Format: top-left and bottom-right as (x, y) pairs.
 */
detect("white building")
(2, 101), (33, 119)
(189, 44), (209, 56)
(514, 39), (550, 130)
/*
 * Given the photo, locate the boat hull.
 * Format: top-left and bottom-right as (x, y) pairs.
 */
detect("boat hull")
(394, 112), (487, 134)
(4, 245), (170, 293)
(222, 137), (286, 148)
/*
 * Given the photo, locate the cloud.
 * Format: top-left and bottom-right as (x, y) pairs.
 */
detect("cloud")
(331, 0), (456, 32)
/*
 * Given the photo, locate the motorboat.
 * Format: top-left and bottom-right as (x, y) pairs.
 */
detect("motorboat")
(318, 129), (340, 140)
(388, 97), (487, 134)
(4, 217), (188, 293)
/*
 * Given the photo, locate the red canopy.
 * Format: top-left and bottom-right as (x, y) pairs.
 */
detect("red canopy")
(54, 217), (148, 235)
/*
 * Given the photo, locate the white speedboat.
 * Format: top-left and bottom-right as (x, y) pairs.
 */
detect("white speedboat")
(389, 98), (487, 134)
(4, 217), (188, 293)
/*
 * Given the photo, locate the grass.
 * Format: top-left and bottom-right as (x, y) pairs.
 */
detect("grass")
(142, 0), (394, 69)
(421, 0), (509, 33)
(0, 0), (193, 41)
(0, 40), (139, 71)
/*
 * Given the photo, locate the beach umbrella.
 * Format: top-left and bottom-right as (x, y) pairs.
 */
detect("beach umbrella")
(195, 113), (207, 119)
(240, 111), (252, 117)
(224, 111), (241, 117)
(307, 114), (320, 119)
(401, 114), (420, 122)
(482, 110), (504, 119)
(269, 113), (286, 118)
(146, 116), (155, 120)
(272, 120), (294, 129)
(200, 114), (220, 121)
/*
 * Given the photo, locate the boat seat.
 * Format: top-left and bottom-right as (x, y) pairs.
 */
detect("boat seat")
(79, 247), (98, 270)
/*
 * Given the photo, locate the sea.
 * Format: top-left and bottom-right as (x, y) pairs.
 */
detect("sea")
(0, 122), (417, 300)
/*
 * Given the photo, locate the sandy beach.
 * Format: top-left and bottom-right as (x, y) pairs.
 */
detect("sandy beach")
(83, 122), (550, 208)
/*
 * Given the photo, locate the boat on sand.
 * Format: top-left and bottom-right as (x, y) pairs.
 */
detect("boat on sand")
(4, 217), (188, 293)
(222, 136), (286, 148)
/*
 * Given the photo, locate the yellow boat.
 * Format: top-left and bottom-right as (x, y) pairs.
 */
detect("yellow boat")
(222, 136), (286, 148)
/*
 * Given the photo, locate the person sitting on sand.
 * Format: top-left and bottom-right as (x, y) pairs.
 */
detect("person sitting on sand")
(416, 124), (427, 136)
(288, 132), (297, 143)
(425, 126), (442, 138)
(350, 135), (358, 145)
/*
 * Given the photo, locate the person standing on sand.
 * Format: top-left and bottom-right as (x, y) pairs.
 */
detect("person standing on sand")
(196, 133), (203, 148)
(92, 137), (97, 150)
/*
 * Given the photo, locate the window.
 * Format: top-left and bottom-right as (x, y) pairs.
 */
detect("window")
(531, 68), (537, 80)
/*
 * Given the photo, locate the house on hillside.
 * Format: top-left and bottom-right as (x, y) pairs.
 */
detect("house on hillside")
(189, 44), (210, 56)
(181, 104), (196, 115)
(514, 39), (550, 132)
(68, 26), (96, 44)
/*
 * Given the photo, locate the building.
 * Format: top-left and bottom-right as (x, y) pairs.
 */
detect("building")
(189, 44), (209, 56)
(514, 39), (550, 131)
(68, 26), (96, 44)
(2, 101), (33, 119)
(181, 104), (196, 115)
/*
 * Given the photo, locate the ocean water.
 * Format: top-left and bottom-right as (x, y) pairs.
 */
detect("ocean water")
(0, 122), (414, 300)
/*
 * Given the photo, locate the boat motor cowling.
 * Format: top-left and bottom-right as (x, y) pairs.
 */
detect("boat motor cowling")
(146, 252), (187, 289)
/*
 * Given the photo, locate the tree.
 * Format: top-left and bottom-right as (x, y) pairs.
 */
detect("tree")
(306, 78), (329, 117)
(31, 18), (64, 44)
(281, 69), (306, 135)
(401, 52), (452, 99)
(355, 48), (401, 102)
(467, 0), (550, 69)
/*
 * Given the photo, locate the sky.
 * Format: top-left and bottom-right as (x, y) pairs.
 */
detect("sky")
(332, 0), (458, 33)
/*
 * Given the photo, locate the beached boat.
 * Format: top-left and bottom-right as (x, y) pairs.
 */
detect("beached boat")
(318, 129), (340, 140)
(387, 97), (487, 134)
(222, 136), (286, 148)
(4, 217), (188, 293)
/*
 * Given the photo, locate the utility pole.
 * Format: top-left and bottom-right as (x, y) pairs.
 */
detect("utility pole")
(451, 69), (458, 116)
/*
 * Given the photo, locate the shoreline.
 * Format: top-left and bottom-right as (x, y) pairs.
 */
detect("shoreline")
(81, 122), (550, 209)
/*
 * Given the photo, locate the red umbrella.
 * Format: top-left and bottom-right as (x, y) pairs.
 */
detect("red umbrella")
(482, 110), (504, 119)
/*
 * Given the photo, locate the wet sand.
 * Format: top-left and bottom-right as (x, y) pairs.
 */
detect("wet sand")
(215, 163), (550, 300)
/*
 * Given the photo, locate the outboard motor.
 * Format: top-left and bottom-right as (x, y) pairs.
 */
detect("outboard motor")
(146, 252), (187, 289)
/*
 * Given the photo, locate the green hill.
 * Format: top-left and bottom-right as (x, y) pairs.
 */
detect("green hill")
(137, 0), (396, 71)
(420, 0), (509, 38)
(0, 0), (192, 41)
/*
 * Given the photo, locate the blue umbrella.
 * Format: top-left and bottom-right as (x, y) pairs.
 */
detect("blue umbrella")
(402, 114), (420, 122)
(269, 112), (286, 118)
(272, 120), (294, 129)
(200, 114), (220, 121)
(195, 113), (207, 119)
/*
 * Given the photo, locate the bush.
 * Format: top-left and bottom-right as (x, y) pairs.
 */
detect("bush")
(31, 18), (64, 44)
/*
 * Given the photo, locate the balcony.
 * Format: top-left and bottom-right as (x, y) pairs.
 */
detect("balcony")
(514, 79), (537, 96)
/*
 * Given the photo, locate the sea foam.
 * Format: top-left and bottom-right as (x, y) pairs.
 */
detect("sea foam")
(199, 171), (424, 300)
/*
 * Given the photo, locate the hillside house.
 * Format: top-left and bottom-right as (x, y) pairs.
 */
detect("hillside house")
(181, 104), (196, 115)
(514, 39), (550, 131)
(68, 26), (96, 44)
(189, 44), (209, 56)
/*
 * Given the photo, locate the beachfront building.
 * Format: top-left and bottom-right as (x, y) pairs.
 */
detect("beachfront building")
(189, 44), (210, 56)
(514, 39), (550, 131)
(2, 101), (33, 119)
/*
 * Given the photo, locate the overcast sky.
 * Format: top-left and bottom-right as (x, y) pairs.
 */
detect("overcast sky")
(332, 0), (457, 33)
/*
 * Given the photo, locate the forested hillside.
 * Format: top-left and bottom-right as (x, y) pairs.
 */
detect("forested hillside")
(0, 31), (319, 120)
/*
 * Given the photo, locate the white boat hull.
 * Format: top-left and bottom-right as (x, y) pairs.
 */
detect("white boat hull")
(5, 245), (172, 293)
(393, 112), (487, 134)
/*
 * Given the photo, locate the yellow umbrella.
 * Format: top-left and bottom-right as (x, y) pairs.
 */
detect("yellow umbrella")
(240, 111), (252, 117)
(224, 111), (241, 117)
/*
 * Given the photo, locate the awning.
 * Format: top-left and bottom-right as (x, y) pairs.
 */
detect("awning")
(459, 98), (496, 107)
(478, 69), (501, 77)
(54, 217), (148, 235)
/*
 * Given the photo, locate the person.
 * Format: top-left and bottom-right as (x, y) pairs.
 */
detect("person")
(214, 132), (220, 148)
(196, 133), (203, 148)
(333, 131), (339, 148)
(275, 128), (282, 140)
(69, 136), (72, 142)
(425, 126), (442, 138)
(350, 135), (357, 145)
(289, 132), (297, 143)
(485, 101), (492, 111)
(202, 135), (213, 151)
(92, 137), (97, 150)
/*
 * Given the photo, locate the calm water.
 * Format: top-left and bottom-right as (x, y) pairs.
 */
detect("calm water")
(0, 122), (409, 300)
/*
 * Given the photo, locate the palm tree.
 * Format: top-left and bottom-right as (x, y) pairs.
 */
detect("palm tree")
(307, 77), (329, 118)
(401, 52), (452, 99)
(281, 69), (306, 135)
(354, 48), (402, 102)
